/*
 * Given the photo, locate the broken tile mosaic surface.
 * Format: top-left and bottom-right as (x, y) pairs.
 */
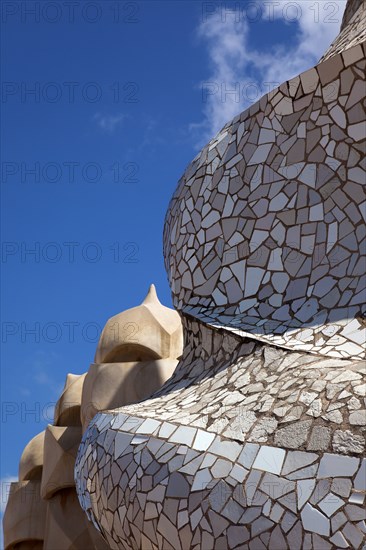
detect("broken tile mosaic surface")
(75, 315), (366, 549)
(75, 3), (366, 549)
(163, 40), (366, 360)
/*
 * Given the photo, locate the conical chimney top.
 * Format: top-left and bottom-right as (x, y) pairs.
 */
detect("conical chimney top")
(142, 284), (161, 306)
(94, 284), (183, 363)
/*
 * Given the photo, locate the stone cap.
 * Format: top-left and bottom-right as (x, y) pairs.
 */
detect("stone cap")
(19, 431), (45, 481)
(3, 481), (46, 549)
(81, 358), (178, 432)
(54, 373), (86, 427)
(41, 425), (82, 499)
(94, 285), (183, 363)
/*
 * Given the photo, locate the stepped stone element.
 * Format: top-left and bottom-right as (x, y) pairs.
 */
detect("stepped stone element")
(54, 373), (86, 427)
(4, 426), (47, 549)
(41, 426), (82, 499)
(75, 1), (366, 549)
(4, 366), (105, 550)
(81, 285), (182, 432)
(41, 371), (103, 549)
(18, 431), (45, 482)
(95, 284), (182, 363)
(3, 481), (47, 549)
(3, 286), (180, 549)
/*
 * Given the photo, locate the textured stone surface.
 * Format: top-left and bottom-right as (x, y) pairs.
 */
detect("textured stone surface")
(4, 287), (180, 550)
(332, 430), (365, 454)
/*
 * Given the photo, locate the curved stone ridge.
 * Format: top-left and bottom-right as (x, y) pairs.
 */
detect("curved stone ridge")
(163, 42), (366, 360)
(18, 431), (45, 482)
(54, 372), (86, 427)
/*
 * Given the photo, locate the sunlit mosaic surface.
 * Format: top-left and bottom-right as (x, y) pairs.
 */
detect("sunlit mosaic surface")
(75, 318), (366, 549)
(77, 417), (366, 550)
(76, 3), (366, 549)
(163, 41), (366, 360)
(321, 0), (366, 61)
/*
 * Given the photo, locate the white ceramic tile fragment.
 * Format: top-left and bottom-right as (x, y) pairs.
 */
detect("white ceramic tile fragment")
(192, 429), (215, 451)
(191, 468), (212, 491)
(301, 503), (330, 536)
(297, 479), (316, 509)
(282, 451), (318, 475)
(136, 418), (161, 434)
(114, 433), (133, 458)
(318, 454), (360, 478)
(230, 464), (248, 483)
(349, 492), (365, 505)
(169, 425), (197, 446)
(253, 445), (286, 475)
(159, 422), (177, 439)
(318, 492), (345, 516)
(209, 439), (242, 461)
(237, 443), (259, 469)
(330, 531), (349, 548)
(354, 459), (366, 491)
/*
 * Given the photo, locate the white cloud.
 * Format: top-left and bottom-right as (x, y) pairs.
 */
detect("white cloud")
(192, 0), (346, 144)
(93, 112), (126, 133)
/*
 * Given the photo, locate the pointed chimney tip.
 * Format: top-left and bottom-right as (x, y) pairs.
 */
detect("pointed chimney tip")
(142, 284), (161, 305)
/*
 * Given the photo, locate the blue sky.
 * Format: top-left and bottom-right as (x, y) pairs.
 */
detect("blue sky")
(1, 0), (346, 518)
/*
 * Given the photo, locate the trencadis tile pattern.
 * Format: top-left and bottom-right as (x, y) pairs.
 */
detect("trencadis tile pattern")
(83, 317), (366, 454)
(321, 0), (366, 61)
(163, 42), (366, 359)
(76, 414), (366, 550)
(75, 2), (366, 548)
(75, 317), (366, 549)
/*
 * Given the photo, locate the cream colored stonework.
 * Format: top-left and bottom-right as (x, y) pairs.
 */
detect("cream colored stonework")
(3, 286), (181, 550)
